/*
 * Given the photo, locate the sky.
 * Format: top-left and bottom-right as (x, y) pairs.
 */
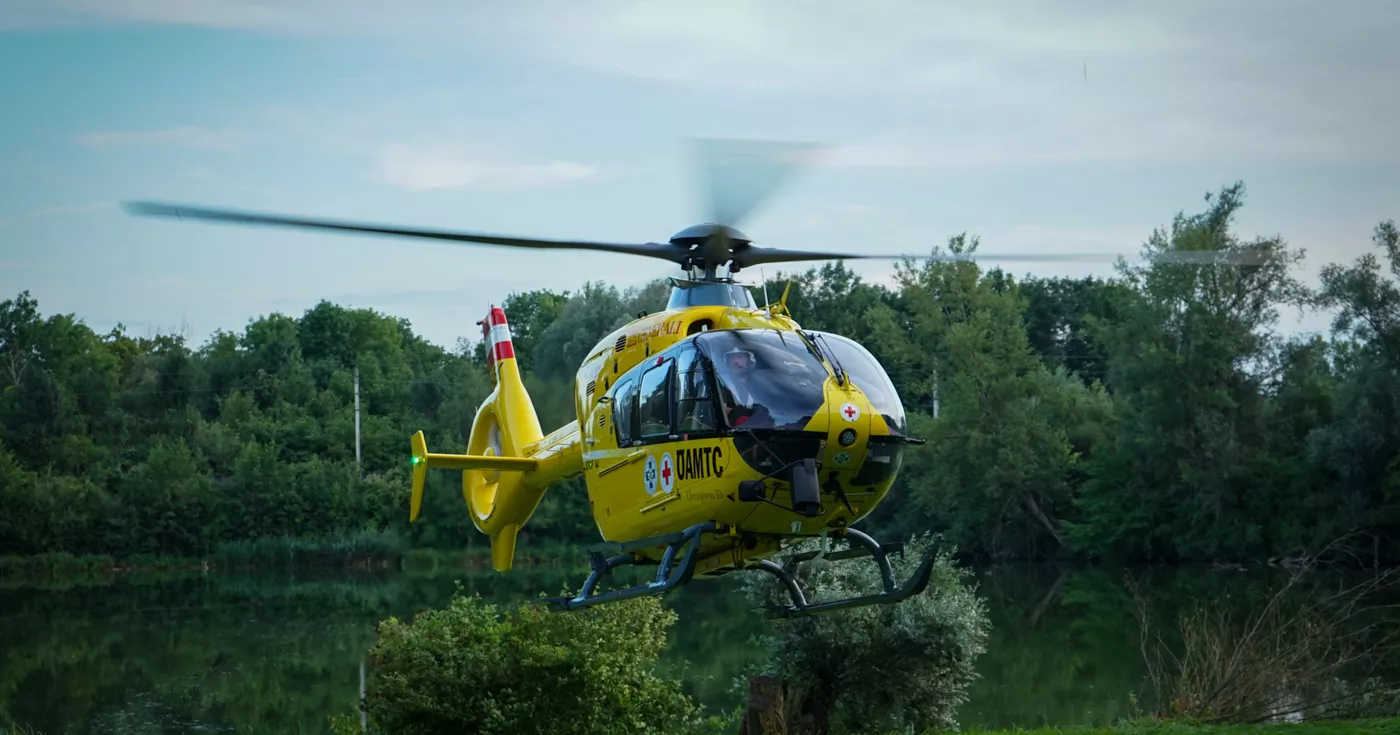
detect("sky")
(1, 1), (1397, 351)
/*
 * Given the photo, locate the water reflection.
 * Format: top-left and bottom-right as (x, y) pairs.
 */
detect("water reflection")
(0, 560), (1389, 733)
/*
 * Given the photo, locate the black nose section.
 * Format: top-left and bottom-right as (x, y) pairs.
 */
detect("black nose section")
(790, 458), (823, 517)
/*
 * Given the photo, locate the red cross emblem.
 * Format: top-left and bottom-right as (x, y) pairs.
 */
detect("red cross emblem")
(659, 452), (675, 493)
(840, 402), (860, 422)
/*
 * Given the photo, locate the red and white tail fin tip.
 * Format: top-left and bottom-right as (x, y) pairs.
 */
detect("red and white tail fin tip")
(479, 305), (515, 369)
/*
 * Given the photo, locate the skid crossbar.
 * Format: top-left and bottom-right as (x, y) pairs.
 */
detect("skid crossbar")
(745, 528), (941, 619)
(539, 521), (718, 612)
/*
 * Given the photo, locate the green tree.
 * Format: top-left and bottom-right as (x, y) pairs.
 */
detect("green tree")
(1067, 183), (1309, 561)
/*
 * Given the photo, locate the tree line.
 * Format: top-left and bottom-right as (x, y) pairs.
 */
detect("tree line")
(2, 182), (1396, 565)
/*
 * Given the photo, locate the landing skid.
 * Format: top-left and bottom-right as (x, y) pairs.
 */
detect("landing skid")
(540, 521), (719, 612)
(540, 523), (939, 620)
(749, 527), (941, 619)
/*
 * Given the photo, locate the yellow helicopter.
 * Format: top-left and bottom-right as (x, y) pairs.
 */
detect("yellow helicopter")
(124, 139), (1266, 617)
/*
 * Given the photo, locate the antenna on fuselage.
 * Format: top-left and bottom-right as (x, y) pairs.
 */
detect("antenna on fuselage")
(761, 267), (771, 317)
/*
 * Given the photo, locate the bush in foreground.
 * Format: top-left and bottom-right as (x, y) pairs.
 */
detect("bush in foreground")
(738, 533), (992, 734)
(356, 586), (700, 735)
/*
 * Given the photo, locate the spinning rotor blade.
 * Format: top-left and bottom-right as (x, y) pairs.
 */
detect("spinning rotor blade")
(732, 245), (1276, 269)
(693, 138), (826, 228)
(122, 201), (682, 263)
(123, 133), (1275, 277)
(732, 247), (1123, 268)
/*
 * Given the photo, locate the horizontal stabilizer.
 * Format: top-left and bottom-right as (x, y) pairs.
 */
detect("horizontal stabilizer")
(409, 430), (538, 522)
(420, 453), (538, 472)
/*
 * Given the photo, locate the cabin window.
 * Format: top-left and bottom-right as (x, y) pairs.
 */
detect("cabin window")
(638, 358), (674, 441)
(613, 378), (638, 445)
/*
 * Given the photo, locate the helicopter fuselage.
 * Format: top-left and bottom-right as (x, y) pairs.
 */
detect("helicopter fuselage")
(544, 282), (911, 575)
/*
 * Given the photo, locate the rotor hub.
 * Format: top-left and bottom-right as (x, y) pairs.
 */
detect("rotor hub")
(669, 223), (753, 276)
(668, 223), (751, 246)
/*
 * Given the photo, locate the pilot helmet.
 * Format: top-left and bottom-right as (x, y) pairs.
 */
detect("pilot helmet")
(724, 348), (756, 370)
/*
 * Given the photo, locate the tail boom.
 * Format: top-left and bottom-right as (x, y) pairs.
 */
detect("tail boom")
(408, 304), (583, 572)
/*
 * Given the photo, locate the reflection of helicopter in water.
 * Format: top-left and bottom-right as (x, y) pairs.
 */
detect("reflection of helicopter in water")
(123, 139), (1265, 618)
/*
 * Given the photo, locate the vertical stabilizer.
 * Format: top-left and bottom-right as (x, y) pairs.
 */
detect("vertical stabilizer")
(408, 304), (583, 573)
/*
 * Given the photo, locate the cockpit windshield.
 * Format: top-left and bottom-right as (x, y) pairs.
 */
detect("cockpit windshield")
(807, 331), (907, 435)
(693, 329), (830, 430)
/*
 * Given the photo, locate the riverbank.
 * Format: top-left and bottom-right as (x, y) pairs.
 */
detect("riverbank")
(937, 719), (1400, 733)
(4, 562), (1397, 734)
(0, 534), (588, 583)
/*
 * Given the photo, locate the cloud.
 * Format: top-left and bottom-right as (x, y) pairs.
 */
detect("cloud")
(77, 126), (240, 149)
(372, 143), (597, 192)
(506, 1), (1193, 94)
(777, 201), (880, 233)
(16, 1), (1400, 170)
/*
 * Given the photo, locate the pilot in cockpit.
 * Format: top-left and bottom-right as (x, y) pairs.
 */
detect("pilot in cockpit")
(722, 347), (771, 427)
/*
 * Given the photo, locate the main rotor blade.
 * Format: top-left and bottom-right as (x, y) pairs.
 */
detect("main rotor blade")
(735, 247), (1118, 268)
(123, 201), (682, 263)
(734, 246), (1276, 269)
(693, 138), (826, 228)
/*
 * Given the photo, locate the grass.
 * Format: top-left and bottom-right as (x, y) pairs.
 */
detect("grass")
(935, 719), (1400, 733)
(0, 531), (405, 582)
(212, 529), (408, 569)
(328, 716), (1400, 735)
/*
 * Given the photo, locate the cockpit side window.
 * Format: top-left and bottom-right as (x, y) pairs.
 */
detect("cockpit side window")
(673, 342), (699, 374)
(667, 343), (720, 438)
(638, 359), (674, 441)
(612, 377), (638, 446)
(676, 366), (720, 438)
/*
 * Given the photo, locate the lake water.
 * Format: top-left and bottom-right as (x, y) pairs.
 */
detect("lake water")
(0, 559), (1385, 733)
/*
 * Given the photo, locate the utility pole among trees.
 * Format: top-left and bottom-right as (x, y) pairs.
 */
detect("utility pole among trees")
(351, 319), (371, 475)
(354, 364), (362, 468)
(932, 368), (941, 419)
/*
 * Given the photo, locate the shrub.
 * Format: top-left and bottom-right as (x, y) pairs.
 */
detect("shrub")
(738, 532), (991, 734)
(362, 585), (699, 735)
(1131, 566), (1400, 725)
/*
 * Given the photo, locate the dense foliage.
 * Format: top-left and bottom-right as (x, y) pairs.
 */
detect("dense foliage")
(358, 591), (697, 735)
(2, 182), (1397, 565)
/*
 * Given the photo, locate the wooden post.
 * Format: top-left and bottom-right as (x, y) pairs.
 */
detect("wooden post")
(740, 676), (783, 734)
(738, 676), (824, 735)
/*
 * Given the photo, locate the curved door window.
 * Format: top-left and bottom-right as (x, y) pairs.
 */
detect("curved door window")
(612, 377), (638, 446)
(676, 365), (720, 437)
(637, 359), (674, 441)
